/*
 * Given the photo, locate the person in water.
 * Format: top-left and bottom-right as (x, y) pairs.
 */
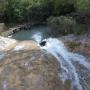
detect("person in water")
(40, 40), (46, 46)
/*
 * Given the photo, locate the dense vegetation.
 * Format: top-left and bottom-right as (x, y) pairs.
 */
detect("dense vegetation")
(0, 0), (90, 35)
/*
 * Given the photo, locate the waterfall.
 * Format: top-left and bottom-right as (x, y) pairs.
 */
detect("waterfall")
(32, 32), (43, 43)
(40, 38), (90, 90)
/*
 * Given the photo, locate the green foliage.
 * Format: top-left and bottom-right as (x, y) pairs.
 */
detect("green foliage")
(0, 0), (6, 12)
(54, 0), (75, 15)
(28, 0), (54, 22)
(47, 16), (76, 35)
(73, 24), (88, 35)
(4, 0), (32, 22)
(0, 0), (89, 39)
(0, 0), (55, 23)
(0, 0), (76, 23)
(75, 0), (90, 13)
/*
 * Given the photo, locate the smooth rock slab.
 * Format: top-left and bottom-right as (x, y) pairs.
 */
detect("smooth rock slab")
(0, 50), (72, 90)
(0, 36), (40, 51)
(0, 36), (16, 51)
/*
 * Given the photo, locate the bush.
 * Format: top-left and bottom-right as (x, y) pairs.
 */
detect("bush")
(75, 0), (90, 13)
(3, 0), (32, 23)
(47, 16), (76, 35)
(0, 0), (55, 23)
(73, 24), (88, 35)
(0, 0), (90, 25)
(28, 3), (53, 22)
(53, 0), (75, 15)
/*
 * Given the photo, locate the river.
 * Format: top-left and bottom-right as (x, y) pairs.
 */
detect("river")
(1, 25), (90, 90)
(40, 38), (90, 90)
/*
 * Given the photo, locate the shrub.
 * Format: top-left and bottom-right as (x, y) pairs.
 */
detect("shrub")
(75, 0), (90, 13)
(47, 16), (76, 35)
(0, 0), (54, 23)
(53, 0), (75, 15)
(73, 24), (88, 35)
(28, 3), (53, 22)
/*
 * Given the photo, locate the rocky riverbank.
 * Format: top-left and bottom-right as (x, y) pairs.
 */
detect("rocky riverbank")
(0, 36), (75, 90)
(61, 34), (90, 57)
(0, 34), (90, 90)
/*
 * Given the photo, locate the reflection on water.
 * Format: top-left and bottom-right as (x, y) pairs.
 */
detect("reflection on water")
(11, 25), (50, 41)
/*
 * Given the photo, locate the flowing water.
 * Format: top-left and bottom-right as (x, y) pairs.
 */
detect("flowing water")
(23, 27), (90, 90)
(40, 38), (90, 90)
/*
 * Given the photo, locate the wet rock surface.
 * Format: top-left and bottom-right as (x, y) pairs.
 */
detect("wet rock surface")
(0, 36), (90, 90)
(0, 36), (73, 90)
(61, 34), (90, 57)
(0, 36), (17, 51)
(0, 36), (40, 51)
(0, 50), (73, 90)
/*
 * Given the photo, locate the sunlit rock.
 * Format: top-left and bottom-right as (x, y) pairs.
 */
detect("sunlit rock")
(14, 41), (40, 51)
(0, 36), (16, 51)
(0, 50), (71, 90)
(0, 36), (40, 51)
(0, 36), (90, 90)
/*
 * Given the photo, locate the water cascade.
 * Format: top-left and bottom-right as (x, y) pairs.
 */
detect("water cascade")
(40, 38), (90, 90)
(1, 27), (90, 90)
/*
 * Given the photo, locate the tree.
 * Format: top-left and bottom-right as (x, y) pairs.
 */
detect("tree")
(54, 0), (75, 15)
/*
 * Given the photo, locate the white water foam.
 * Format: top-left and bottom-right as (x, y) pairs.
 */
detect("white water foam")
(0, 36), (16, 50)
(40, 38), (90, 90)
(32, 32), (43, 43)
(14, 45), (25, 51)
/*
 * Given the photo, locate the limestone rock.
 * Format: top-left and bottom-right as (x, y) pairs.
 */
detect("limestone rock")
(61, 34), (90, 57)
(0, 36), (16, 51)
(0, 50), (72, 90)
(0, 36), (40, 51)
